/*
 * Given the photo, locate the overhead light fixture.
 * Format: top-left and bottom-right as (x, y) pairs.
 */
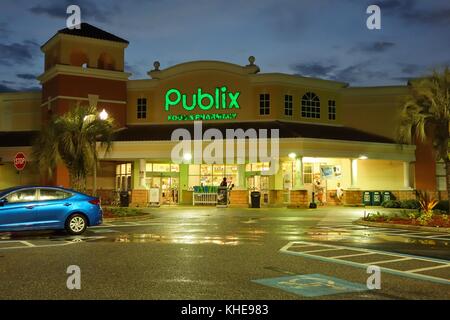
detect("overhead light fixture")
(359, 155), (368, 160)
(288, 152), (297, 160)
(183, 153), (192, 162)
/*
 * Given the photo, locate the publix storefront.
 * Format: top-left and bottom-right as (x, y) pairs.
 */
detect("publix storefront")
(1, 24), (438, 208)
(93, 59), (418, 208)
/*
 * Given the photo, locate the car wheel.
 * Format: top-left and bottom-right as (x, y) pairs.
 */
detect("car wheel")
(65, 214), (87, 235)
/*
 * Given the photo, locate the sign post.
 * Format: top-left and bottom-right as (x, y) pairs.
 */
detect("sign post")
(14, 152), (26, 185)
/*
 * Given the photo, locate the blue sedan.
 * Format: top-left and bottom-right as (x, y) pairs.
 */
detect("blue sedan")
(0, 186), (103, 235)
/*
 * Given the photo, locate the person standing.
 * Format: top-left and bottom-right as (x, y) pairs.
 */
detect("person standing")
(220, 177), (228, 187)
(336, 182), (344, 204)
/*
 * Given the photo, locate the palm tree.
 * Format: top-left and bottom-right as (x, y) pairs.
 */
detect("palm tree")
(33, 104), (115, 192)
(398, 67), (449, 211)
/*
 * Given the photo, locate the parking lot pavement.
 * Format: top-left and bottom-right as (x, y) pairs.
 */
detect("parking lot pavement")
(0, 207), (448, 299)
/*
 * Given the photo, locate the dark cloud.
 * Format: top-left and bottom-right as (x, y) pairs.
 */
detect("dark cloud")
(291, 63), (337, 78)
(402, 8), (450, 25)
(373, 0), (450, 25)
(125, 63), (144, 78)
(391, 76), (413, 83)
(29, 0), (116, 23)
(373, 0), (414, 11)
(0, 81), (40, 93)
(291, 60), (391, 85)
(0, 83), (17, 93)
(352, 41), (396, 53)
(0, 40), (39, 65)
(333, 62), (389, 83)
(16, 73), (37, 80)
(398, 63), (422, 75)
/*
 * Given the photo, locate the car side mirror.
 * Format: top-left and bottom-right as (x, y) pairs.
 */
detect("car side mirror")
(0, 199), (7, 207)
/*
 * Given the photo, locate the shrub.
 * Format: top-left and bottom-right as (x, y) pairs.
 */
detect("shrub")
(417, 190), (438, 213)
(400, 199), (421, 209)
(381, 200), (401, 208)
(365, 211), (389, 222)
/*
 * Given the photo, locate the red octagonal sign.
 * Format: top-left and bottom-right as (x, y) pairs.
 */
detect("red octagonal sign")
(14, 152), (26, 171)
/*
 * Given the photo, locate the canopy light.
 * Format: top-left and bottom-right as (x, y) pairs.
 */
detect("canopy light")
(183, 153), (192, 162)
(99, 109), (109, 121)
(359, 155), (368, 160)
(288, 152), (297, 160)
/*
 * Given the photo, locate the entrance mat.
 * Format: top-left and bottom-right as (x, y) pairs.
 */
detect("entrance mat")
(252, 274), (368, 297)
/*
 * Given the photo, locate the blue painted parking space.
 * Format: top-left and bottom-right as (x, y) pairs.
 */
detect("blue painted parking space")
(252, 274), (368, 297)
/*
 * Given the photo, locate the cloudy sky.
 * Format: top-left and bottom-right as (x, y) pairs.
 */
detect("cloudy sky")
(0, 0), (449, 92)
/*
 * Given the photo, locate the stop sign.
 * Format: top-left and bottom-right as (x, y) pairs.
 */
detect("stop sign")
(14, 152), (26, 171)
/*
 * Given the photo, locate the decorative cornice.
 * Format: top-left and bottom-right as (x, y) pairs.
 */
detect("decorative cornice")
(37, 64), (131, 83)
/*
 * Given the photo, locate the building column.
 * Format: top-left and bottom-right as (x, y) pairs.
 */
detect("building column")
(139, 159), (146, 189)
(294, 157), (304, 189)
(238, 164), (246, 189)
(403, 161), (411, 189)
(351, 159), (358, 188)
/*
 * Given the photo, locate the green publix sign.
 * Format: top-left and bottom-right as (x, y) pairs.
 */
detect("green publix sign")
(165, 87), (240, 121)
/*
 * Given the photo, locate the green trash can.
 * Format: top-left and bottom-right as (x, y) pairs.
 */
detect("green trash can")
(362, 191), (372, 206)
(382, 191), (392, 203)
(372, 191), (382, 206)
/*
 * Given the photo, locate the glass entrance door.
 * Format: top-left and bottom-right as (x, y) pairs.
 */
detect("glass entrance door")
(161, 176), (179, 205)
(146, 175), (179, 205)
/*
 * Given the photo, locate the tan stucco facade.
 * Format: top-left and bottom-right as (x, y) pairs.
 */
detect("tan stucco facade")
(0, 24), (444, 207)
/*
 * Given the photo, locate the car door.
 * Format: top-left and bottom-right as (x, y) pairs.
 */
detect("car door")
(0, 188), (38, 230)
(34, 188), (74, 228)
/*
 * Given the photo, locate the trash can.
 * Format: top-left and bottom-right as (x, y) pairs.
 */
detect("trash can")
(250, 191), (261, 208)
(362, 191), (372, 206)
(382, 191), (392, 203)
(372, 191), (382, 206)
(120, 191), (130, 207)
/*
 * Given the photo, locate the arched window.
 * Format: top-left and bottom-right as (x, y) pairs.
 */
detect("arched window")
(97, 53), (116, 70)
(301, 92), (320, 119)
(69, 50), (89, 67)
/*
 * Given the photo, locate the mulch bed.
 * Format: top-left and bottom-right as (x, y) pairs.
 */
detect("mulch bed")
(369, 216), (450, 228)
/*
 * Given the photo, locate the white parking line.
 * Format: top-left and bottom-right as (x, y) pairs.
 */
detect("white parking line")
(280, 241), (450, 285)
(0, 236), (105, 250)
(367, 257), (412, 265)
(406, 264), (450, 273)
(331, 252), (375, 259)
(302, 248), (344, 254)
(316, 224), (450, 241)
(20, 241), (35, 247)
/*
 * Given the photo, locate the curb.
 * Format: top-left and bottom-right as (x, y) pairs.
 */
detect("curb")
(355, 219), (450, 233)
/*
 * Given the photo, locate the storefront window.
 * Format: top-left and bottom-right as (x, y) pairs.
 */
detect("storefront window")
(116, 163), (132, 191)
(246, 162), (270, 172)
(282, 161), (296, 189)
(303, 163), (313, 184)
(152, 164), (170, 172)
(146, 163), (180, 173)
(188, 164), (239, 188)
(189, 164), (200, 175)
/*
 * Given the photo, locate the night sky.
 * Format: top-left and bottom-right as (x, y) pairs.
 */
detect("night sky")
(0, 0), (449, 92)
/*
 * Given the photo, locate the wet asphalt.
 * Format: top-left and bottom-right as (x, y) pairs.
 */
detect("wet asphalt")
(0, 206), (449, 300)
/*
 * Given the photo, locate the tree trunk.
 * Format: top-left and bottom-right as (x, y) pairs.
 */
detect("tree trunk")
(446, 159), (450, 214)
(70, 173), (86, 193)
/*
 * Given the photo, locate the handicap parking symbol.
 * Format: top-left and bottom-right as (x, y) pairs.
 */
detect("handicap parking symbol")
(252, 274), (368, 297)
